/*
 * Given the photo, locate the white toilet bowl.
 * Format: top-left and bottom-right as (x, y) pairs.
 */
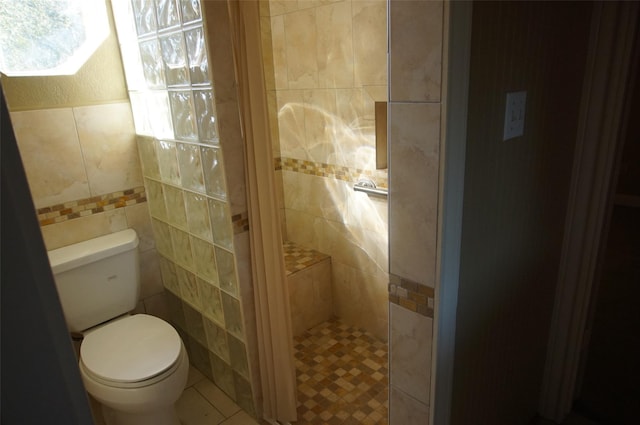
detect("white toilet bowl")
(78, 314), (189, 425)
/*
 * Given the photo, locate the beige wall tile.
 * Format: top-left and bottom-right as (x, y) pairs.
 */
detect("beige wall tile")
(303, 89), (338, 162)
(316, 1), (354, 88)
(390, 302), (432, 404)
(389, 0), (443, 102)
(124, 202), (155, 251)
(353, 0), (388, 87)
(285, 8), (318, 89)
(40, 209), (128, 250)
(277, 90), (307, 159)
(269, 15), (288, 90)
(73, 103), (142, 196)
(270, 0), (299, 16)
(143, 291), (170, 322)
(288, 259), (333, 336)
(139, 248), (164, 299)
(389, 102), (440, 286)
(389, 385), (430, 425)
(11, 108), (89, 208)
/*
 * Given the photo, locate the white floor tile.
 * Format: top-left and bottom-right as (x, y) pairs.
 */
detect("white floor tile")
(176, 387), (226, 425)
(194, 379), (241, 418)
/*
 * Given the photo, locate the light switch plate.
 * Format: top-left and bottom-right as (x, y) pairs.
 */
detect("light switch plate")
(503, 91), (526, 141)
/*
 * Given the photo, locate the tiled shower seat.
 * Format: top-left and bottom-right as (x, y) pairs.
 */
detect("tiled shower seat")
(283, 241), (333, 336)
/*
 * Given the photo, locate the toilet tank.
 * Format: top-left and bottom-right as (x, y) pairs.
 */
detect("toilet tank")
(48, 229), (140, 333)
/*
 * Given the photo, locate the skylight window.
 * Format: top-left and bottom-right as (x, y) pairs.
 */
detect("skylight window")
(0, 0), (109, 76)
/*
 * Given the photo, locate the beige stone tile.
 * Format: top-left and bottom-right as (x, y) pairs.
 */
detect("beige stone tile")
(390, 302), (432, 404)
(269, 0), (300, 16)
(389, 385), (430, 425)
(40, 209), (127, 250)
(389, 102), (440, 285)
(260, 16), (276, 91)
(139, 248), (164, 299)
(389, 0), (443, 102)
(284, 208), (322, 249)
(269, 15), (288, 90)
(276, 90), (307, 160)
(124, 202), (155, 251)
(346, 187), (388, 235)
(285, 8), (318, 89)
(302, 89), (338, 163)
(176, 387), (225, 425)
(11, 109), (89, 208)
(353, 0), (388, 87)
(73, 103), (142, 196)
(267, 91), (281, 155)
(316, 1), (354, 88)
(194, 378), (240, 418)
(220, 410), (259, 425)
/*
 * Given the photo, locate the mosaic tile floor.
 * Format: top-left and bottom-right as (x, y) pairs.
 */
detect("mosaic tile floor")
(283, 240), (330, 276)
(293, 318), (389, 425)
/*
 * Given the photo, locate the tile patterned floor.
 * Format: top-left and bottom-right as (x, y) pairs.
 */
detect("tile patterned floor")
(283, 241), (330, 276)
(293, 318), (389, 425)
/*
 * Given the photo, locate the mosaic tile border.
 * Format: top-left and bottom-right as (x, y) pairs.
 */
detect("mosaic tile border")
(275, 156), (389, 189)
(37, 187), (147, 227)
(388, 274), (435, 318)
(232, 211), (250, 235)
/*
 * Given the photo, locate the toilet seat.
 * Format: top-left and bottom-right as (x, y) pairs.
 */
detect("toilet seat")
(80, 314), (183, 389)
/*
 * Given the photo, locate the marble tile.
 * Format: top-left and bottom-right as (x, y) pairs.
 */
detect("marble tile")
(389, 385), (430, 425)
(124, 201), (155, 251)
(269, 15), (288, 90)
(389, 102), (440, 285)
(316, 1), (354, 88)
(302, 89), (338, 163)
(285, 8), (318, 89)
(193, 377), (241, 418)
(269, 0), (299, 16)
(40, 209), (127, 250)
(184, 192), (213, 241)
(276, 89), (307, 160)
(73, 103), (142, 196)
(156, 140), (181, 185)
(163, 185), (188, 229)
(11, 108), (89, 208)
(390, 0), (443, 102)
(390, 302), (432, 404)
(176, 387), (225, 425)
(353, 0), (388, 87)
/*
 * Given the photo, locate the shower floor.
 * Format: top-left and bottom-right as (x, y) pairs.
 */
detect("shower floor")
(293, 318), (389, 424)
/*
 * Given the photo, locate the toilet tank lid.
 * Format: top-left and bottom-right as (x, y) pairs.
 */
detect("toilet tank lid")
(48, 229), (139, 274)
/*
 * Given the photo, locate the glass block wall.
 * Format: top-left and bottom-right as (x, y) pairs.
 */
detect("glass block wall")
(111, 0), (256, 415)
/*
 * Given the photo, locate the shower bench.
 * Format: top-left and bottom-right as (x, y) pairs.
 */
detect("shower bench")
(283, 241), (333, 336)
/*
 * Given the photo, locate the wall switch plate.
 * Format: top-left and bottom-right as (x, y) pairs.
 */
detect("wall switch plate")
(503, 91), (526, 141)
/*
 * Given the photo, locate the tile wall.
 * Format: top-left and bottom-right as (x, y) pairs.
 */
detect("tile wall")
(10, 99), (168, 319)
(260, 0), (390, 341)
(111, 0), (258, 417)
(388, 0), (444, 424)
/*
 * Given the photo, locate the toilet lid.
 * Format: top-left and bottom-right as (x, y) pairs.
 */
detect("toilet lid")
(80, 314), (182, 384)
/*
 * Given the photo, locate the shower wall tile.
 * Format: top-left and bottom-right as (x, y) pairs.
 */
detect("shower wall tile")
(191, 237), (218, 283)
(233, 372), (256, 417)
(389, 102), (440, 286)
(216, 247), (239, 297)
(180, 0), (201, 23)
(146, 179), (168, 220)
(316, 1), (354, 88)
(184, 303), (206, 346)
(155, 0), (181, 30)
(73, 103), (142, 197)
(208, 198), (234, 250)
(268, 15), (287, 90)
(390, 302), (432, 404)
(201, 146), (227, 199)
(160, 255), (180, 295)
(390, 385), (430, 425)
(210, 352), (236, 400)
(142, 291), (171, 322)
(204, 317), (230, 362)
(139, 248), (164, 299)
(221, 291), (244, 339)
(353, 0), (388, 87)
(177, 266), (200, 310)
(170, 226), (195, 270)
(389, 0), (443, 102)
(160, 31), (190, 86)
(284, 9), (318, 89)
(227, 333), (250, 379)
(153, 218), (175, 259)
(11, 108), (89, 208)
(169, 91), (198, 141)
(198, 279), (224, 325)
(276, 89), (306, 160)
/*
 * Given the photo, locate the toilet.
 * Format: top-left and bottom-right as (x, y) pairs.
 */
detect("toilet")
(48, 229), (189, 425)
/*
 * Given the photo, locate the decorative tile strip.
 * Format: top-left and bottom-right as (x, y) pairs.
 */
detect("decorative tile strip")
(275, 156), (388, 189)
(388, 274), (435, 318)
(283, 240), (330, 276)
(37, 186), (147, 227)
(231, 211), (250, 234)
